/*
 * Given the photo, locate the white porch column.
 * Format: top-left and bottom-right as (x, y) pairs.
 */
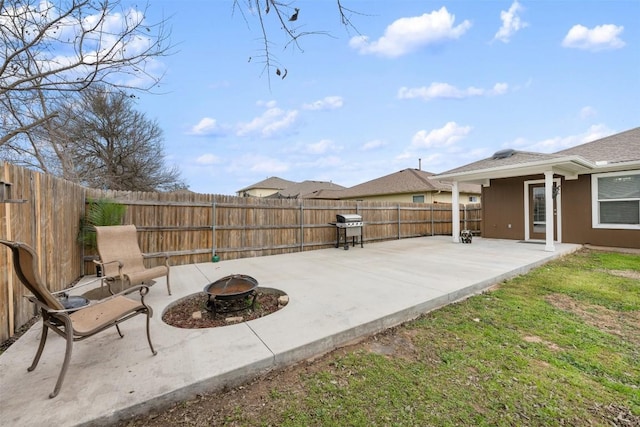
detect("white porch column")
(544, 171), (555, 252)
(452, 181), (460, 243)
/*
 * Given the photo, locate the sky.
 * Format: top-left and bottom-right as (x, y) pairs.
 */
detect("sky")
(126, 0), (639, 195)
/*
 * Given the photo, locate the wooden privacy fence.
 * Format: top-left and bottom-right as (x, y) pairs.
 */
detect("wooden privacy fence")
(1, 162), (481, 342)
(1, 162), (85, 344)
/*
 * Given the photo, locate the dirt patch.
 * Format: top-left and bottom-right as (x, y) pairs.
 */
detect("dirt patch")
(600, 269), (640, 280)
(360, 327), (420, 361)
(523, 335), (561, 351)
(545, 293), (640, 346)
(162, 288), (287, 329)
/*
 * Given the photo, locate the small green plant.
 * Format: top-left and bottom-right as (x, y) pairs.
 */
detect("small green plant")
(77, 198), (126, 250)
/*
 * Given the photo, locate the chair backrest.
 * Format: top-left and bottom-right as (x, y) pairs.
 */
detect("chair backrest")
(0, 240), (64, 310)
(94, 225), (146, 278)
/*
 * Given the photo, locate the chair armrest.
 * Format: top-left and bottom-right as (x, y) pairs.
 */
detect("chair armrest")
(142, 252), (170, 269)
(93, 259), (123, 269)
(26, 285), (151, 316)
(120, 284), (151, 298)
(24, 295), (80, 315)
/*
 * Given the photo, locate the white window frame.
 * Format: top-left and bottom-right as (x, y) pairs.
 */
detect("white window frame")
(591, 170), (640, 230)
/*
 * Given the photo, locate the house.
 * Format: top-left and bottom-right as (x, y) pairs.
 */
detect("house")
(435, 127), (640, 250)
(307, 168), (482, 204)
(236, 177), (345, 198)
(266, 180), (347, 199)
(236, 177), (295, 197)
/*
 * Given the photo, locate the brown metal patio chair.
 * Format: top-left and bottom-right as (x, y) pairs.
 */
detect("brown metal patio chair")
(0, 239), (157, 398)
(94, 225), (171, 295)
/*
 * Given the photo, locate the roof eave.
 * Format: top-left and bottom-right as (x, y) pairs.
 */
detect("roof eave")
(592, 159), (640, 173)
(436, 156), (596, 183)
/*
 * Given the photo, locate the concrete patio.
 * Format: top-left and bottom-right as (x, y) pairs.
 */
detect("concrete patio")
(0, 236), (582, 426)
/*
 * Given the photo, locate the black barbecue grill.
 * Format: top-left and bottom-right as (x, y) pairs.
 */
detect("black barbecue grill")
(331, 214), (364, 249)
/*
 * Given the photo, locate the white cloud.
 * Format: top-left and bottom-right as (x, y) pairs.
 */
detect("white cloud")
(511, 124), (613, 152)
(237, 105), (299, 138)
(195, 154), (222, 165)
(398, 82), (508, 100)
(492, 83), (508, 95)
(361, 139), (387, 151)
(562, 24), (625, 51)
(494, 1), (528, 43)
(349, 7), (471, 58)
(580, 106), (597, 119)
(189, 117), (220, 135)
(411, 122), (472, 149)
(302, 96), (344, 111)
(306, 139), (340, 155)
(257, 100), (278, 108)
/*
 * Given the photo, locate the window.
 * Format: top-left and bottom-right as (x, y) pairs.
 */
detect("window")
(532, 187), (547, 233)
(412, 195), (425, 203)
(592, 171), (640, 229)
(468, 196), (478, 203)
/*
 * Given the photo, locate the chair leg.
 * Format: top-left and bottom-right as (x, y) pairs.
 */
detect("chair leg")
(115, 324), (124, 338)
(50, 319), (74, 398)
(28, 320), (49, 372)
(145, 310), (157, 356)
(166, 273), (171, 296)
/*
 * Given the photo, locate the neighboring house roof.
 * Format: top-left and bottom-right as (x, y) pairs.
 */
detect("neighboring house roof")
(268, 180), (347, 199)
(237, 177), (296, 193)
(318, 168), (481, 200)
(303, 188), (345, 199)
(436, 127), (640, 183)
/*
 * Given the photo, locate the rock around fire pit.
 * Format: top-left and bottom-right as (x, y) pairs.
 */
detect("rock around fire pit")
(162, 287), (288, 329)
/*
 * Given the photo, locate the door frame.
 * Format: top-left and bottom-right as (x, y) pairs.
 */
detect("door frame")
(524, 178), (562, 242)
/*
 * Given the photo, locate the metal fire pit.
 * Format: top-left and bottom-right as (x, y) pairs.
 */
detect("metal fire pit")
(203, 274), (258, 316)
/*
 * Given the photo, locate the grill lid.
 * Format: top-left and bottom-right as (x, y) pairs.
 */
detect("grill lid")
(337, 214), (362, 223)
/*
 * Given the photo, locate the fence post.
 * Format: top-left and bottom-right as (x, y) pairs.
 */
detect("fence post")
(300, 201), (304, 251)
(463, 204), (467, 231)
(397, 204), (401, 239)
(430, 204), (434, 236)
(212, 200), (216, 258)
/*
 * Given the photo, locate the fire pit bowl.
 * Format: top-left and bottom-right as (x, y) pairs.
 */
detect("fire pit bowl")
(203, 274), (258, 316)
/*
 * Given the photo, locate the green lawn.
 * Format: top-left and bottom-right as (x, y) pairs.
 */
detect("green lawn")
(124, 249), (640, 426)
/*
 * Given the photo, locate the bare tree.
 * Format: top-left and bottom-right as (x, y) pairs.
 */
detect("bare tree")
(0, 0), (172, 147)
(56, 86), (185, 191)
(233, 0), (361, 83)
